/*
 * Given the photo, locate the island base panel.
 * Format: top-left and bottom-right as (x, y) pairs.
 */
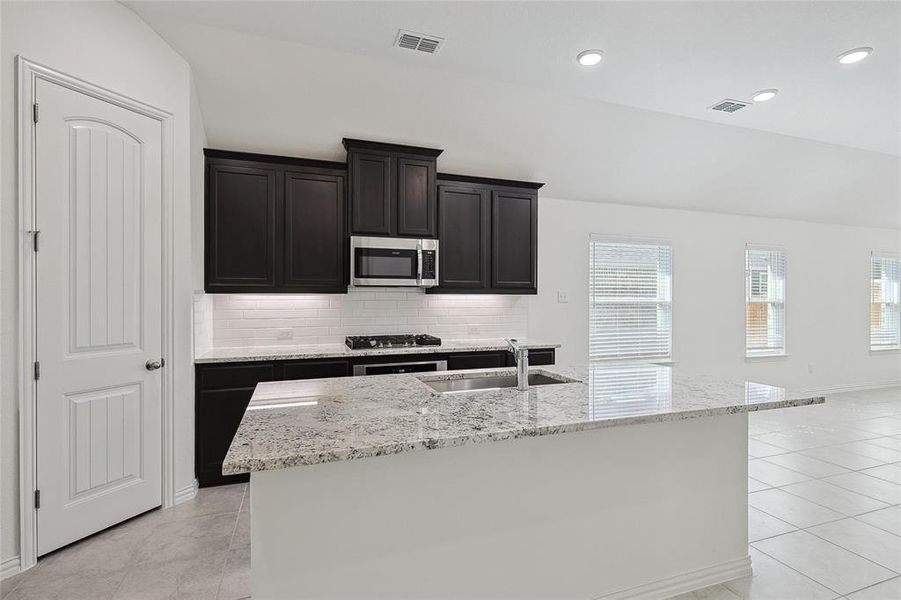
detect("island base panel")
(250, 413), (751, 599)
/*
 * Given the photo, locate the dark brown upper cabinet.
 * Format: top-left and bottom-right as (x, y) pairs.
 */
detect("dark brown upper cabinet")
(344, 139), (441, 238)
(491, 190), (538, 290)
(436, 183), (489, 289)
(205, 149), (348, 294)
(206, 162), (278, 291)
(283, 169), (346, 291)
(430, 174), (542, 295)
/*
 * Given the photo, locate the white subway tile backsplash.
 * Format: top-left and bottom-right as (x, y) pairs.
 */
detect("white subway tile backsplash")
(199, 288), (529, 348)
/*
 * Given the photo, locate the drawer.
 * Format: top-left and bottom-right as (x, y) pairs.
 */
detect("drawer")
(447, 351), (508, 370)
(282, 359), (351, 380)
(197, 362), (277, 390)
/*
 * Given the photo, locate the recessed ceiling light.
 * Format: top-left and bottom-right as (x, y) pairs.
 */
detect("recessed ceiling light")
(837, 47), (873, 64)
(752, 89), (779, 102)
(577, 50), (604, 66)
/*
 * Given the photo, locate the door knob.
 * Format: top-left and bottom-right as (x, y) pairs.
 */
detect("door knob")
(145, 359), (164, 371)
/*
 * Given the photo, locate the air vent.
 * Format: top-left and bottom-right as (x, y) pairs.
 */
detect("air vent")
(709, 99), (751, 113)
(395, 30), (444, 54)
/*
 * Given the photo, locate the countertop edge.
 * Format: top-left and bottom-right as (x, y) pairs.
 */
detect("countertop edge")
(196, 340), (562, 364)
(221, 395), (824, 475)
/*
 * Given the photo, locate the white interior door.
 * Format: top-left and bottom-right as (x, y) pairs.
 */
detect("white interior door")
(35, 78), (163, 555)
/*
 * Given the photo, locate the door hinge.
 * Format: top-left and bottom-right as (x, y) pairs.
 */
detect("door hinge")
(32, 230), (39, 252)
(34, 361), (40, 380)
(34, 490), (40, 510)
(32, 103), (39, 124)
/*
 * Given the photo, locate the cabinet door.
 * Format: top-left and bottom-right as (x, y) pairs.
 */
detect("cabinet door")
(350, 152), (392, 235)
(196, 387), (254, 487)
(283, 170), (346, 291)
(437, 185), (489, 289)
(491, 190), (537, 290)
(206, 163), (277, 291)
(396, 157), (436, 238)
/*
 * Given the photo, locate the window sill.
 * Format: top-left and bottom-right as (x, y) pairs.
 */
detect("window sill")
(745, 353), (790, 361)
(870, 347), (901, 354)
(590, 357), (674, 365)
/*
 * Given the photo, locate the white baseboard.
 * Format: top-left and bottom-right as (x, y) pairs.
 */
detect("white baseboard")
(596, 555), (752, 600)
(174, 479), (198, 505)
(1, 556), (22, 580)
(802, 380), (901, 396)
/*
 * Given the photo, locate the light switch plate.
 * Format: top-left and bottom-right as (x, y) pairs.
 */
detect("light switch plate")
(557, 291), (569, 303)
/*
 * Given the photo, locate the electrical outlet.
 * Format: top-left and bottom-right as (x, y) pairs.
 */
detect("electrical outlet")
(467, 324), (480, 335)
(557, 291), (569, 303)
(807, 362), (815, 374)
(276, 329), (293, 341)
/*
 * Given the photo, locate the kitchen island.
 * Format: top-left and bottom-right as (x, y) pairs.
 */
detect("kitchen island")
(224, 363), (823, 599)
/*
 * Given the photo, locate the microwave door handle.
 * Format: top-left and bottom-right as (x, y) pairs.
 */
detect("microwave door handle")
(416, 241), (423, 285)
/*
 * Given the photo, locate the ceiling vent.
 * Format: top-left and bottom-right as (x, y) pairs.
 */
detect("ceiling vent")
(395, 30), (444, 54)
(709, 99), (751, 113)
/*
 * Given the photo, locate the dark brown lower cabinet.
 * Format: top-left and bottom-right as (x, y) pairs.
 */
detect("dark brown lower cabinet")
(195, 349), (555, 487)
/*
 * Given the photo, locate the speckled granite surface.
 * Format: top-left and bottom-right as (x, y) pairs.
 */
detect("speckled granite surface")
(196, 338), (561, 363)
(222, 363), (823, 475)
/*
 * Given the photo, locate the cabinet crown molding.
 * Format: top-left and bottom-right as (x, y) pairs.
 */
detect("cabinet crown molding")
(342, 138), (444, 158)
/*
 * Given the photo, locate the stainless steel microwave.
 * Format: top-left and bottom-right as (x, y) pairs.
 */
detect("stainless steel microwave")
(350, 236), (438, 287)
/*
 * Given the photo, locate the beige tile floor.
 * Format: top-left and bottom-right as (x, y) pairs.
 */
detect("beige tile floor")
(1, 386), (899, 600)
(0, 483), (250, 600)
(673, 386), (901, 600)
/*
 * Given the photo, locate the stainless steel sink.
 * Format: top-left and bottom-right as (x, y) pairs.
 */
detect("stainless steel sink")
(423, 373), (570, 394)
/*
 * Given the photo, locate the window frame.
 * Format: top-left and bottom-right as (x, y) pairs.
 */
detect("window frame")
(744, 244), (787, 358)
(870, 252), (901, 352)
(588, 234), (674, 363)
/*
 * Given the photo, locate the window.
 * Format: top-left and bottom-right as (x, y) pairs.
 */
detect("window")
(871, 254), (900, 350)
(745, 247), (786, 356)
(589, 237), (672, 360)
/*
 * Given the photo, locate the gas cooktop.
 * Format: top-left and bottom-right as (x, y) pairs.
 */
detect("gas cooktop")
(345, 334), (442, 350)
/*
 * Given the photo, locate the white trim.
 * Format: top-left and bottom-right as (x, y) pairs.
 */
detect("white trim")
(0, 557), (22, 580)
(594, 555), (752, 600)
(174, 479), (199, 505)
(16, 57), (176, 572)
(802, 380), (901, 396)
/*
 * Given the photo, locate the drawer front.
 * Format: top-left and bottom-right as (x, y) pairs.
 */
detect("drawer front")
(527, 348), (555, 366)
(282, 359), (351, 380)
(447, 351), (508, 370)
(198, 362), (277, 390)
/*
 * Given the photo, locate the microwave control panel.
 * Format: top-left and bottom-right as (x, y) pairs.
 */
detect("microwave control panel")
(422, 251), (437, 279)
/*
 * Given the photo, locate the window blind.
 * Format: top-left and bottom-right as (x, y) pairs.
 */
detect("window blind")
(871, 254), (901, 350)
(589, 238), (672, 360)
(745, 247), (786, 355)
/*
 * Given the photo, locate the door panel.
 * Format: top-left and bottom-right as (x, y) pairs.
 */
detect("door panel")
(283, 170), (346, 290)
(396, 157), (436, 237)
(492, 191), (538, 289)
(35, 78), (162, 555)
(438, 185), (489, 288)
(68, 123), (142, 352)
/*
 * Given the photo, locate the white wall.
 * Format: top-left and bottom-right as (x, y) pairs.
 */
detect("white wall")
(530, 197), (901, 393)
(200, 289), (528, 350)
(0, 1), (201, 566)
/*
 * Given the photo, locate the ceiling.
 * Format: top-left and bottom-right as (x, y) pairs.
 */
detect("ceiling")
(126, 1), (901, 228)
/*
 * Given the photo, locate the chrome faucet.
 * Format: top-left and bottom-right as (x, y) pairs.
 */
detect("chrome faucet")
(505, 338), (529, 391)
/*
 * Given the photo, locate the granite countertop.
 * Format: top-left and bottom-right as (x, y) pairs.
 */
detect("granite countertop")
(222, 363), (824, 475)
(195, 338), (561, 363)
